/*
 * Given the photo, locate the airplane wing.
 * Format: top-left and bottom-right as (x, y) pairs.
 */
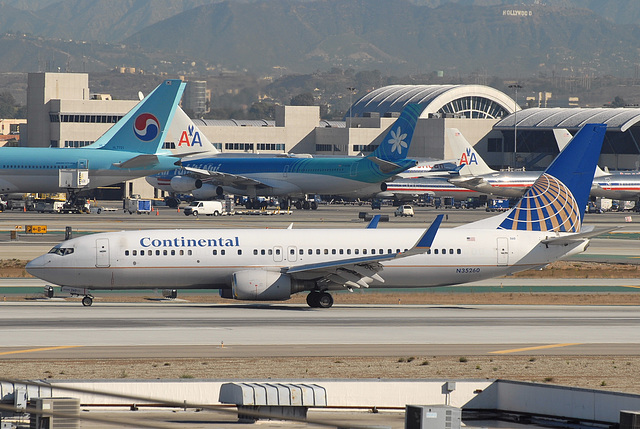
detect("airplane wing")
(285, 215), (443, 290)
(181, 166), (267, 188)
(541, 226), (620, 246)
(368, 157), (405, 174)
(113, 154), (180, 169)
(448, 176), (485, 188)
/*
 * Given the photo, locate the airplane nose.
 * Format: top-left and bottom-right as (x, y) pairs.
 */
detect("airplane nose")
(26, 255), (48, 276)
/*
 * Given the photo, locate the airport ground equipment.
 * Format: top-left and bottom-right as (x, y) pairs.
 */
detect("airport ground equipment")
(219, 382), (327, 422)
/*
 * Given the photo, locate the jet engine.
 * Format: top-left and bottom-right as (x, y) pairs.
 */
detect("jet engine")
(232, 270), (303, 301)
(170, 176), (202, 192)
(191, 183), (219, 200)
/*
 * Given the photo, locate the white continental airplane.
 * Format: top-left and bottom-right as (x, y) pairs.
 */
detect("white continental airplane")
(26, 124), (607, 308)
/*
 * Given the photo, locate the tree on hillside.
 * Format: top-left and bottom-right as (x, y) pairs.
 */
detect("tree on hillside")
(0, 92), (25, 118)
(290, 92), (315, 106)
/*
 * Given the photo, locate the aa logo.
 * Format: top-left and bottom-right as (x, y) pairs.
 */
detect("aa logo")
(179, 125), (203, 147)
(459, 148), (478, 166)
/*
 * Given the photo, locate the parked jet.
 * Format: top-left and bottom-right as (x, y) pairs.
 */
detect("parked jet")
(146, 104), (424, 209)
(446, 128), (541, 197)
(554, 129), (640, 205)
(0, 79), (186, 209)
(377, 177), (483, 202)
(27, 124), (607, 308)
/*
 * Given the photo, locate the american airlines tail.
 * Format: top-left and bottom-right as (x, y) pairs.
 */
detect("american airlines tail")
(446, 128), (495, 175)
(86, 79), (186, 154)
(553, 128), (608, 178)
(460, 123), (607, 231)
(164, 107), (220, 158)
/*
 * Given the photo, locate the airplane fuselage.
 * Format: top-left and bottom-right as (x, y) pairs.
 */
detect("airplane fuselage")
(27, 227), (588, 293)
(149, 156), (416, 198)
(0, 147), (178, 193)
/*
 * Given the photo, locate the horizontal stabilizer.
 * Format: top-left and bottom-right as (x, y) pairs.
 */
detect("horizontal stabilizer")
(368, 157), (404, 174)
(113, 154), (179, 169)
(541, 227), (620, 246)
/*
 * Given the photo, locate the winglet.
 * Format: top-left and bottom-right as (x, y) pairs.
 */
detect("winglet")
(366, 215), (381, 229)
(414, 214), (444, 250)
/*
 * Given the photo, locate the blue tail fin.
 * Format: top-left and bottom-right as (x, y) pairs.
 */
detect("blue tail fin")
(368, 104), (423, 163)
(88, 79), (186, 154)
(498, 123), (606, 232)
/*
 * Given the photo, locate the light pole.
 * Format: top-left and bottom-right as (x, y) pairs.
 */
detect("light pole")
(347, 87), (356, 128)
(508, 83), (522, 168)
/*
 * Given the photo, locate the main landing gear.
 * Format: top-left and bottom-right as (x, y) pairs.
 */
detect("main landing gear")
(81, 295), (93, 307)
(306, 291), (334, 308)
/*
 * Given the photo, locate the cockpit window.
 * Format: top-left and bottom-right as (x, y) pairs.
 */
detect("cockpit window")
(48, 246), (74, 256)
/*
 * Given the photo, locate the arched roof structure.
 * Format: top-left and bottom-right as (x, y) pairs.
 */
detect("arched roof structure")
(494, 107), (640, 132)
(348, 84), (518, 119)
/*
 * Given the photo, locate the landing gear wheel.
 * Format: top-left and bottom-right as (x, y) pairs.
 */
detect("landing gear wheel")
(303, 201), (310, 210)
(311, 201), (318, 210)
(295, 201), (302, 210)
(306, 292), (320, 308)
(82, 296), (93, 307)
(318, 292), (333, 308)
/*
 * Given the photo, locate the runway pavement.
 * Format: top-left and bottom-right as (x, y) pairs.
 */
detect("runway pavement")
(0, 302), (639, 359)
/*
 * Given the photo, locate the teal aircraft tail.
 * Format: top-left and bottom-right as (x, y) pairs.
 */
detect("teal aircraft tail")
(88, 79), (186, 154)
(366, 104), (423, 172)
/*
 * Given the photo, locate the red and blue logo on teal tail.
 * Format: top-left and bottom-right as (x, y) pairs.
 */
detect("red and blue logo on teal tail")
(133, 113), (160, 142)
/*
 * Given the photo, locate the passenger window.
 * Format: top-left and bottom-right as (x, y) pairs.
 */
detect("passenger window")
(347, 249), (351, 255)
(213, 250), (217, 255)
(457, 249), (461, 254)
(299, 249), (303, 255)
(434, 249), (438, 254)
(442, 249), (446, 254)
(156, 250), (160, 256)
(275, 249), (280, 255)
(125, 250), (129, 256)
(449, 249), (454, 254)
(238, 250), (242, 255)
(188, 250), (192, 256)
(332, 249), (336, 255)
(324, 249), (328, 255)
(140, 250), (145, 256)
(163, 250), (168, 256)
(268, 249), (273, 255)
(180, 250), (184, 256)
(316, 249), (320, 255)
(427, 249), (431, 254)
(308, 249), (312, 255)
(261, 249), (266, 255)
(253, 249), (258, 255)
(355, 249), (359, 255)
(221, 250), (225, 255)
(132, 250), (137, 256)
(171, 250), (175, 256)
(339, 249), (344, 255)
(379, 249), (383, 254)
(290, 249), (295, 255)
(363, 249), (367, 255)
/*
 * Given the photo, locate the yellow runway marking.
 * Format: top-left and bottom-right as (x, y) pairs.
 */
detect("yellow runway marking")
(0, 346), (82, 356)
(490, 343), (581, 354)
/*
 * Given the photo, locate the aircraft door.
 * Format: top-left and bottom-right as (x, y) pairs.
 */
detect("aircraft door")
(273, 246), (283, 262)
(287, 246), (297, 262)
(497, 237), (509, 266)
(78, 159), (88, 169)
(283, 165), (290, 178)
(350, 162), (358, 177)
(96, 238), (110, 268)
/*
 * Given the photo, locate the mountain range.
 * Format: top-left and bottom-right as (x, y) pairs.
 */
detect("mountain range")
(0, 0), (639, 77)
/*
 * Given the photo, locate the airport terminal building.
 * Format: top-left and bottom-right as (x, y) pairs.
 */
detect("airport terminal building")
(22, 72), (640, 198)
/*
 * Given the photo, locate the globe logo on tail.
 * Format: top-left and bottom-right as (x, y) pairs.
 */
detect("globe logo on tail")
(133, 113), (160, 142)
(498, 173), (581, 232)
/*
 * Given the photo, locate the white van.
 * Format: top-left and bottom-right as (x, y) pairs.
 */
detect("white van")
(184, 200), (224, 216)
(394, 205), (414, 217)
